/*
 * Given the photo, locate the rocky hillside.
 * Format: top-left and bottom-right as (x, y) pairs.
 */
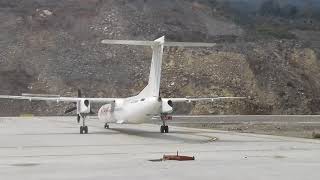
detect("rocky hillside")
(0, 0), (319, 115)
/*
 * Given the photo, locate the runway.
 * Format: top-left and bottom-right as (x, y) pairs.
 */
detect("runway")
(156, 115), (320, 124)
(157, 115), (320, 138)
(0, 116), (320, 180)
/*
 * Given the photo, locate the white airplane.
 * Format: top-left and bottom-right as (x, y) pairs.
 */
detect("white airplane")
(0, 36), (245, 134)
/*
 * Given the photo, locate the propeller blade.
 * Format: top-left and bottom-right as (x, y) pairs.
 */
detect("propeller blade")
(78, 89), (82, 97)
(65, 106), (77, 114)
(89, 110), (95, 115)
(77, 114), (80, 123)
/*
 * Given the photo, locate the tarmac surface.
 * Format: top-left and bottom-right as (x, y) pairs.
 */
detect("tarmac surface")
(162, 115), (320, 124)
(159, 115), (320, 138)
(1, 116), (320, 180)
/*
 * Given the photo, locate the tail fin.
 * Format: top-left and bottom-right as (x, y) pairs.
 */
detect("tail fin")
(138, 36), (164, 97)
(101, 36), (215, 98)
(102, 36), (165, 97)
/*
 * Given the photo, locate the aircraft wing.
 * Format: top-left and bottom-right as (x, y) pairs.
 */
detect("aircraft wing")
(163, 97), (246, 103)
(0, 95), (119, 103)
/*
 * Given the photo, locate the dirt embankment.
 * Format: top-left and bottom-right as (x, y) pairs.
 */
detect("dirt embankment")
(0, 0), (319, 116)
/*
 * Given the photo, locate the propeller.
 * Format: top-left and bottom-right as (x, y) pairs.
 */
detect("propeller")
(64, 89), (82, 114)
(64, 89), (95, 123)
(77, 89), (81, 98)
(158, 92), (162, 102)
(64, 89), (84, 123)
(77, 114), (80, 123)
(65, 106), (77, 114)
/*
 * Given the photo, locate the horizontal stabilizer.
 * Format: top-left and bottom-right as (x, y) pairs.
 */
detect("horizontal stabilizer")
(163, 97), (247, 103)
(164, 42), (216, 47)
(101, 40), (156, 46)
(22, 93), (60, 97)
(101, 39), (216, 47)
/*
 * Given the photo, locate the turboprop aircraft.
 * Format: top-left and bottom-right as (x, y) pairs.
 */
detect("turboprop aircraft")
(0, 36), (245, 134)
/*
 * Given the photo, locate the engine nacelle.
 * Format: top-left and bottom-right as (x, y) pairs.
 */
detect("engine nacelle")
(162, 99), (173, 113)
(78, 99), (91, 114)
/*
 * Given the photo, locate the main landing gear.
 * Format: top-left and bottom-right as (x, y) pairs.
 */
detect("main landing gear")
(160, 125), (169, 133)
(160, 114), (171, 133)
(79, 115), (88, 134)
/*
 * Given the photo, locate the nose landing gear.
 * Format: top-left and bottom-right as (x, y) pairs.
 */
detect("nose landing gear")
(104, 123), (109, 129)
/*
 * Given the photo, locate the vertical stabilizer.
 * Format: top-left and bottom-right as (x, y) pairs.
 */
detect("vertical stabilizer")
(101, 36), (216, 98)
(138, 36), (164, 97)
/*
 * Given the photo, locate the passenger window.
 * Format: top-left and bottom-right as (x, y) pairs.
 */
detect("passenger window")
(140, 98), (145, 101)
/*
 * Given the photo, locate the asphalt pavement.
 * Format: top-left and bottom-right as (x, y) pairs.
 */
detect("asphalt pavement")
(0, 116), (320, 180)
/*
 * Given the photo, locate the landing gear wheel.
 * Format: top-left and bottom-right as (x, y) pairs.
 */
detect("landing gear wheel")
(164, 126), (169, 133)
(80, 126), (88, 134)
(160, 125), (165, 133)
(104, 123), (109, 129)
(160, 125), (169, 133)
(80, 126), (83, 134)
(160, 114), (171, 134)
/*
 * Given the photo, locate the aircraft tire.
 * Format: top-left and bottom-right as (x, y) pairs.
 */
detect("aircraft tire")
(164, 126), (169, 133)
(80, 126), (83, 134)
(160, 126), (165, 133)
(104, 123), (109, 129)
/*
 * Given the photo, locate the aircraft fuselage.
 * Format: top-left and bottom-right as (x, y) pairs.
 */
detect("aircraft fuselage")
(98, 97), (162, 124)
